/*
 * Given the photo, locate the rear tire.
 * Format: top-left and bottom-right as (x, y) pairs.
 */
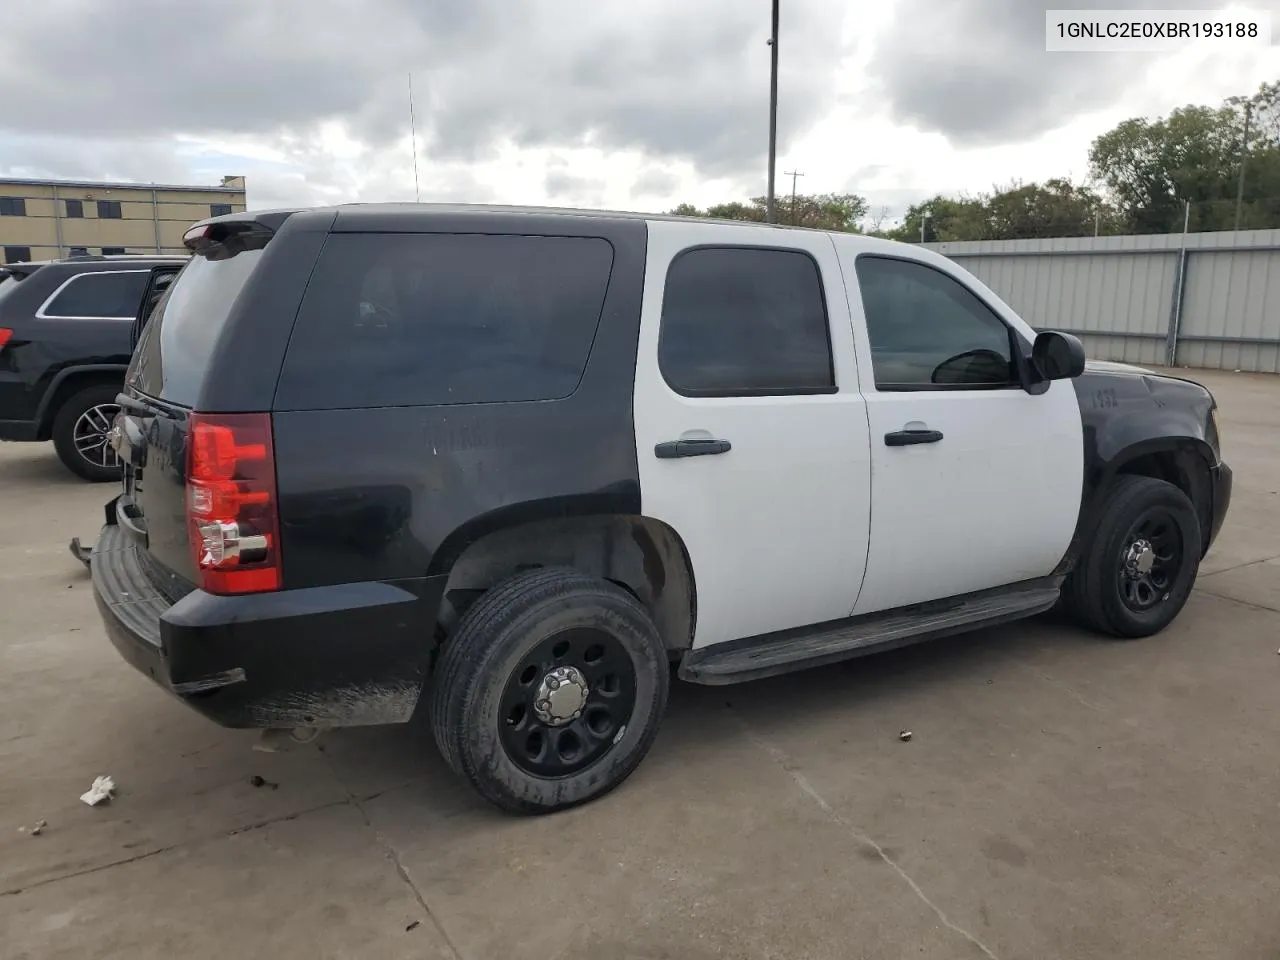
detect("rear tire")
(429, 567), (669, 815)
(51, 383), (123, 483)
(1061, 475), (1202, 638)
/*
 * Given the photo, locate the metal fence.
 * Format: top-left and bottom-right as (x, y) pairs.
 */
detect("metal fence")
(925, 229), (1280, 374)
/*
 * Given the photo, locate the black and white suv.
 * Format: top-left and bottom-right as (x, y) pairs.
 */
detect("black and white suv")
(87, 206), (1231, 815)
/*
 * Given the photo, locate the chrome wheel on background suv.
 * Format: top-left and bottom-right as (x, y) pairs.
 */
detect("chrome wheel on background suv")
(51, 384), (126, 483)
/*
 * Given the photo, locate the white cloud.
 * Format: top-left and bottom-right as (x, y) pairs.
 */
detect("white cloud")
(0, 0), (1275, 224)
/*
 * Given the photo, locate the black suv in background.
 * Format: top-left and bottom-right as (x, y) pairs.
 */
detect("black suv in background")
(0, 254), (187, 480)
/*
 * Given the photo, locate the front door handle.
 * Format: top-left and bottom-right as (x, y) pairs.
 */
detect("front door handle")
(884, 429), (943, 447)
(654, 438), (732, 459)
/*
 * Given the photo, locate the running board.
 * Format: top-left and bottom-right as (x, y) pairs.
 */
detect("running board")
(678, 578), (1062, 685)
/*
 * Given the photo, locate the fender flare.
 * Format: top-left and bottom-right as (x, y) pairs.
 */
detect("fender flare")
(35, 364), (128, 429)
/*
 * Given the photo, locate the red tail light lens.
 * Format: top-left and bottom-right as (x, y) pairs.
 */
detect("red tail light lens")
(186, 412), (282, 594)
(0, 328), (12, 350)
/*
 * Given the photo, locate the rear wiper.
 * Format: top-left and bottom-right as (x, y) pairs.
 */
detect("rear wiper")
(115, 393), (153, 416)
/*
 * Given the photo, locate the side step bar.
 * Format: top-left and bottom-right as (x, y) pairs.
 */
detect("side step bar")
(678, 578), (1061, 685)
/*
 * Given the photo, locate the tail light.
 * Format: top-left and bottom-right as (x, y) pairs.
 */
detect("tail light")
(0, 328), (12, 350)
(186, 412), (282, 594)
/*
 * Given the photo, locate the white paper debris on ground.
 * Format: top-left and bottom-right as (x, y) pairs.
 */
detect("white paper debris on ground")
(79, 776), (115, 806)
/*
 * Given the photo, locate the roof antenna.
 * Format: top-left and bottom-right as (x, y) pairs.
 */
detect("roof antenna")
(407, 71), (421, 202)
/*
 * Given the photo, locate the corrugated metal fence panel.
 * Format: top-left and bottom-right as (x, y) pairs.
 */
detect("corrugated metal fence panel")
(1176, 249), (1280, 373)
(926, 229), (1280, 373)
(950, 252), (1176, 365)
(1177, 340), (1280, 374)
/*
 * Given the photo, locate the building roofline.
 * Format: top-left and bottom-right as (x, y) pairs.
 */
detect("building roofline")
(0, 176), (245, 194)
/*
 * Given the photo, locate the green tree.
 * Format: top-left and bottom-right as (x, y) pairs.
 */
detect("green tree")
(982, 178), (1116, 239)
(668, 193), (868, 231)
(1089, 85), (1280, 233)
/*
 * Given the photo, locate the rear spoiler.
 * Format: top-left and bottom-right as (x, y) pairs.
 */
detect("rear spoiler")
(183, 209), (298, 260)
(0, 262), (42, 280)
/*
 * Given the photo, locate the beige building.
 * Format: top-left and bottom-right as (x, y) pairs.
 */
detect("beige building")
(0, 175), (247, 263)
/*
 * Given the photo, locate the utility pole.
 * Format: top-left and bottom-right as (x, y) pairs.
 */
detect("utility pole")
(1234, 101), (1252, 231)
(784, 169), (804, 224)
(408, 71), (421, 203)
(766, 0), (779, 223)
(920, 211), (931, 243)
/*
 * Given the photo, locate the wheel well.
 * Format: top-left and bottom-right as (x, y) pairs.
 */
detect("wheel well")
(436, 515), (696, 655)
(1114, 447), (1213, 554)
(37, 371), (122, 441)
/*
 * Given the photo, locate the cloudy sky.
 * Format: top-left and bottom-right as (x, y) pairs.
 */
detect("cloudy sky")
(1, 0), (1277, 224)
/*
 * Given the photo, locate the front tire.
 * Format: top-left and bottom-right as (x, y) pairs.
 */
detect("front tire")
(51, 383), (123, 483)
(1062, 475), (1202, 638)
(429, 567), (669, 815)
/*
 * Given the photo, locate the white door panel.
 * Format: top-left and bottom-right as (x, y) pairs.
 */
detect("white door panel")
(634, 222), (872, 650)
(855, 386), (1081, 614)
(829, 237), (1084, 617)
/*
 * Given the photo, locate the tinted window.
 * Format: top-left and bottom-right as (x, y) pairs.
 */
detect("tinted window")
(210, 203), (233, 217)
(68, 246), (89, 257)
(97, 200), (122, 219)
(128, 252), (264, 406)
(42, 270), (149, 318)
(276, 233), (614, 410)
(658, 247), (834, 396)
(65, 199), (84, 218)
(855, 256), (1016, 390)
(4, 246), (32, 264)
(0, 197), (26, 216)
(101, 247), (127, 255)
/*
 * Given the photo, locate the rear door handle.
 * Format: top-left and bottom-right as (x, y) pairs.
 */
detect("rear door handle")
(654, 438), (732, 459)
(884, 429), (943, 447)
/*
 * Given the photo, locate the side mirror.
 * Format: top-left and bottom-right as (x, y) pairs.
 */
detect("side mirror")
(1031, 331), (1086, 381)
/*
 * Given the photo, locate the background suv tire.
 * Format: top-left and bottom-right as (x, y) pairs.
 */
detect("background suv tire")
(51, 383), (123, 483)
(429, 566), (670, 815)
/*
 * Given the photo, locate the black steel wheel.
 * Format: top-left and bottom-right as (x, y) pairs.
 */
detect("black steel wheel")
(1061, 474), (1202, 638)
(498, 627), (638, 779)
(1117, 507), (1185, 613)
(429, 567), (669, 815)
(51, 383), (124, 483)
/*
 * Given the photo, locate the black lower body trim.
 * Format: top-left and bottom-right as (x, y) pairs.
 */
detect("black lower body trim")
(1206, 461), (1232, 554)
(90, 521), (446, 728)
(0, 418), (39, 442)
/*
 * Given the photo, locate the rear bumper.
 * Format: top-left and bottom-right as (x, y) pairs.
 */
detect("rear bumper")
(90, 520), (445, 728)
(0, 418), (39, 441)
(1206, 460), (1232, 554)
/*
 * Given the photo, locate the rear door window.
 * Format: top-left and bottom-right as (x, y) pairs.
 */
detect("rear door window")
(275, 233), (614, 410)
(128, 251), (264, 406)
(40, 271), (149, 319)
(658, 246), (835, 396)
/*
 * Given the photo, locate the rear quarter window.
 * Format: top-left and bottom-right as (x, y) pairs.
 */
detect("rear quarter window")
(274, 233), (614, 410)
(40, 270), (149, 319)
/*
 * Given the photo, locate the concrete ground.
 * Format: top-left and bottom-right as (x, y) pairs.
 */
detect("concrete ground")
(2, 367), (1278, 960)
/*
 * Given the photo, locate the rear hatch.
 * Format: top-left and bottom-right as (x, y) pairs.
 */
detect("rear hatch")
(114, 221), (279, 599)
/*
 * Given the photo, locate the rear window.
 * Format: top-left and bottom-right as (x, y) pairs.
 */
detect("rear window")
(41, 270), (149, 319)
(127, 251), (264, 406)
(274, 233), (614, 410)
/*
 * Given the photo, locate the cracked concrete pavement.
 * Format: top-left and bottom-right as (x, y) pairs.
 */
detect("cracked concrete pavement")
(2, 368), (1279, 959)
